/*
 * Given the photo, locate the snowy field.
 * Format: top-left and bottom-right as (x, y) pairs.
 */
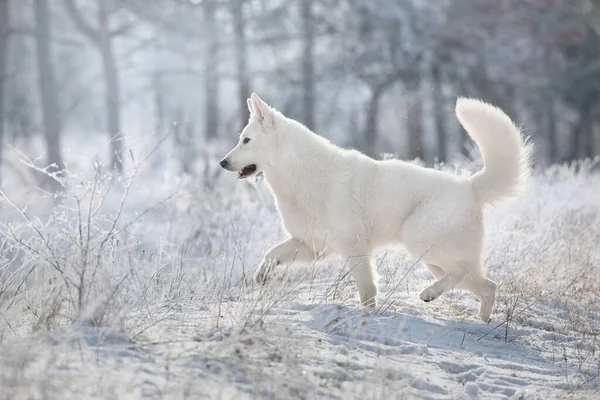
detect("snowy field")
(0, 144), (599, 399)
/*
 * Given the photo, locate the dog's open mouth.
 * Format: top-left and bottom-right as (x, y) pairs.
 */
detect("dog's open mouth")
(238, 164), (257, 179)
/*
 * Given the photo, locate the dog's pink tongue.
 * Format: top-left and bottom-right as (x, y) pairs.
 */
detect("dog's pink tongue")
(237, 170), (243, 179)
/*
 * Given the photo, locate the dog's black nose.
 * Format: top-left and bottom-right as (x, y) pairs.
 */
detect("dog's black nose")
(220, 159), (228, 168)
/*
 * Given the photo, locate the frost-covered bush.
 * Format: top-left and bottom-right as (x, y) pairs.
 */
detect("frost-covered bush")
(1, 152), (599, 395)
(0, 155), (279, 338)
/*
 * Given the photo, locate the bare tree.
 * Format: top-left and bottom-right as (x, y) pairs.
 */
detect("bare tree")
(363, 75), (401, 158)
(432, 63), (446, 162)
(34, 0), (65, 188)
(171, 107), (195, 175)
(0, 0), (9, 183)
(406, 95), (423, 160)
(335, 1), (441, 158)
(300, 0), (315, 130)
(151, 71), (166, 168)
(568, 95), (597, 161)
(544, 96), (557, 163)
(203, 0), (219, 141)
(64, 0), (131, 172)
(230, 0), (250, 133)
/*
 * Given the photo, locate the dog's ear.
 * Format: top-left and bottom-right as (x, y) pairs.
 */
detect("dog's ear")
(250, 93), (274, 127)
(247, 98), (253, 115)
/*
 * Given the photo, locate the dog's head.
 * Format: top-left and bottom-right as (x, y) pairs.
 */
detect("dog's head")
(220, 93), (279, 179)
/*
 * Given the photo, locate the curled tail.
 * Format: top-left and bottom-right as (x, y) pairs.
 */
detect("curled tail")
(455, 98), (533, 205)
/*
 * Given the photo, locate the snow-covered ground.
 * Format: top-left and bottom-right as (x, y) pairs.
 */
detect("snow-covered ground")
(0, 146), (599, 399)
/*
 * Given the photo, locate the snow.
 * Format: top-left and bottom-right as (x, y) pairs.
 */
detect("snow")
(0, 146), (599, 399)
(1, 295), (596, 399)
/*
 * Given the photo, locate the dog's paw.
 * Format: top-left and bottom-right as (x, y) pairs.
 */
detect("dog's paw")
(361, 297), (377, 308)
(254, 265), (269, 285)
(419, 287), (440, 303)
(478, 313), (492, 324)
(253, 258), (279, 286)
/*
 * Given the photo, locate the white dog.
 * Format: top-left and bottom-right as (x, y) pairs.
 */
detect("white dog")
(220, 93), (531, 322)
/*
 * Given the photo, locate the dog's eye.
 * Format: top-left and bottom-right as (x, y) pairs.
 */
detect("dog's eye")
(243, 138), (251, 144)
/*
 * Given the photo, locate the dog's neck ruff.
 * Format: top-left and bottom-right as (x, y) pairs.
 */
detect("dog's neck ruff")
(263, 118), (338, 200)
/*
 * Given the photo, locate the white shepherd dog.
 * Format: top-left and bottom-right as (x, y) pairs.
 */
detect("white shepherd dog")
(220, 93), (532, 322)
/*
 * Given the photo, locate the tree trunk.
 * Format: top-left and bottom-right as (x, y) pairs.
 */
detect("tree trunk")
(183, 120), (195, 174)
(97, 0), (123, 172)
(300, 0), (315, 130)
(432, 64), (446, 162)
(586, 120), (595, 159)
(581, 114), (593, 160)
(34, 0), (65, 188)
(231, 0), (249, 133)
(406, 96), (423, 160)
(153, 72), (164, 135)
(64, 0), (125, 172)
(364, 86), (382, 158)
(566, 97), (593, 162)
(544, 96), (557, 164)
(579, 101), (596, 160)
(152, 71), (165, 168)
(593, 122), (600, 159)
(0, 0), (9, 184)
(203, 0), (219, 141)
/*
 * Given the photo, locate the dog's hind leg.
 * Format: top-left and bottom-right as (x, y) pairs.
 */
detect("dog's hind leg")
(423, 262), (496, 322)
(254, 237), (319, 285)
(456, 274), (497, 323)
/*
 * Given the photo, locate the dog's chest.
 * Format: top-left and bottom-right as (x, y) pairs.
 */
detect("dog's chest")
(275, 195), (330, 239)
(266, 172), (343, 242)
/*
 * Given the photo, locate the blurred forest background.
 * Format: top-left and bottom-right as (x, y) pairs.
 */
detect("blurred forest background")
(1, 0), (600, 190)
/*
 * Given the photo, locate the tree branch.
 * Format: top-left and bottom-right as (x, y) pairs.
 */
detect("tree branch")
(3, 27), (35, 37)
(64, 0), (100, 44)
(4, 26), (84, 47)
(110, 21), (135, 37)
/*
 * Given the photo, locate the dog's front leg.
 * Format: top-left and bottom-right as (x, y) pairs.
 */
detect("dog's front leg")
(254, 238), (316, 285)
(419, 264), (470, 302)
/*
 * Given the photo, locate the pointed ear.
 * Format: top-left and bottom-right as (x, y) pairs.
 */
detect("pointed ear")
(247, 98), (254, 115)
(250, 93), (272, 124)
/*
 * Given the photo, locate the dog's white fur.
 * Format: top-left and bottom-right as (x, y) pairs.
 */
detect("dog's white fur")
(221, 93), (532, 322)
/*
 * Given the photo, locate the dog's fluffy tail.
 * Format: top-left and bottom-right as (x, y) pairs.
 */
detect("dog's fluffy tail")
(456, 98), (533, 205)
